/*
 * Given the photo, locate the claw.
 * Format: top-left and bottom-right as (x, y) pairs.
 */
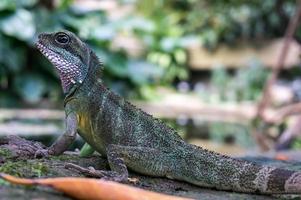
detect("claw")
(65, 163), (105, 178)
(128, 177), (139, 184)
(65, 163), (127, 182)
(65, 163), (103, 178)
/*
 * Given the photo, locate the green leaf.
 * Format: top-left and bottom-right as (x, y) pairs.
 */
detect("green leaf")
(16, 0), (37, 8)
(0, 9), (36, 41)
(119, 17), (155, 33)
(90, 25), (115, 41)
(79, 143), (95, 157)
(160, 37), (179, 52)
(0, 0), (37, 11)
(61, 13), (105, 37)
(0, 0), (15, 11)
(128, 60), (163, 85)
(138, 84), (158, 100)
(173, 49), (186, 64)
(57, 0), (73, 9)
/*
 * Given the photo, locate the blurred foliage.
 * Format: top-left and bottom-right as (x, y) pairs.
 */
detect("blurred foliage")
(210, 60), (269, 102)
(0, 0), (298, 106)
(0, 0), (166, 106)
(292, 138), (301, 150)
(137, 0), (297, 50)
(209, 122), (254, 148)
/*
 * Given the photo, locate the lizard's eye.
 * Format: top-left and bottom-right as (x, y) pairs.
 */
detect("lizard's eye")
(55, 33), (70, 45)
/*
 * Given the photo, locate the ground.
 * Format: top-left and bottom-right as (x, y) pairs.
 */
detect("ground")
(0, 136), (300, 200)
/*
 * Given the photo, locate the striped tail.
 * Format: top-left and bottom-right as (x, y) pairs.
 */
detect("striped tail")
(252, 166), (301, 194)
(176, 144), (301, 194)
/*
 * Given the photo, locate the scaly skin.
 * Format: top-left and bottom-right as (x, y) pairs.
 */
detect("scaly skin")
(36, 30), (301, 194)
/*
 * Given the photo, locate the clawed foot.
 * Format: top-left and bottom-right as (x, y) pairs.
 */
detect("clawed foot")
(128, 177), (139, 184)
(0, 135), (48, 159)
(65, 163), (129, 183)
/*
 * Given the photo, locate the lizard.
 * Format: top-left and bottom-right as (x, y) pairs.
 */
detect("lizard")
(36, 30), (301, 194)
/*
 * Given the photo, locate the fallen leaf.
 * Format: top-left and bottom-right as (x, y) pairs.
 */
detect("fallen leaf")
(0, 173), (192, 200)
(274, 154), (289, 161)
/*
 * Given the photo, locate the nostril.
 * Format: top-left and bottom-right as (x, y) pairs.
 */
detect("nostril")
(37, 33), (49, 40)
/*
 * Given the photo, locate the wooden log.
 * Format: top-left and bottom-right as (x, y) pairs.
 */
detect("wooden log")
(187, 38), (301, 70)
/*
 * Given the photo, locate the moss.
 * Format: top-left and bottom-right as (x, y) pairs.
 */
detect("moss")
(0, 179), (10, 186)
(0, 161), (49, 178)
(0, 148), (13, 159)
(0, 161), (25, 177)
(31, 162), (49, 177)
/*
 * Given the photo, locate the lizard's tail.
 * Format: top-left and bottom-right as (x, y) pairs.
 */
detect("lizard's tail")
(175, 145), (301, 194)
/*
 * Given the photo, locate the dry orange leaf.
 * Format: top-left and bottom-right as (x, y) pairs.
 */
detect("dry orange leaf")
(274, 153), (289, 161)
(0, 173), (192, 200)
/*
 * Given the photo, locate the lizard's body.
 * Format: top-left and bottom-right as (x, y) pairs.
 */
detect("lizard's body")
(36, 31), (301, 194)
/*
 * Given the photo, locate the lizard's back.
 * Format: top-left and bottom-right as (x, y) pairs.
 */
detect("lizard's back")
(68, 81), (186, 155)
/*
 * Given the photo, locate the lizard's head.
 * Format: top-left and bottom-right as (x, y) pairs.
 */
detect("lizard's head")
(36, 30), (96, 93)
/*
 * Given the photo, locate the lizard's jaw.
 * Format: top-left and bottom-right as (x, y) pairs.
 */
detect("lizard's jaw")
(36, 42), (81, 92)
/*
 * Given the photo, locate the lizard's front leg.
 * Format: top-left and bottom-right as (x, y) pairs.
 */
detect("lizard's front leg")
(36, 112), (77, 157)
(1, 113), (77, 159)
